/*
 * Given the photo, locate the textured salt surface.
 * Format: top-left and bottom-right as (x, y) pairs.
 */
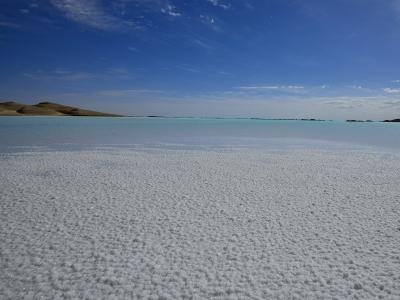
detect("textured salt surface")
(1, 148), (400, 299)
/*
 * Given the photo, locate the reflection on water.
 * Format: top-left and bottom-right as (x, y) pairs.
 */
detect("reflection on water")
(0, 116), (399, 152)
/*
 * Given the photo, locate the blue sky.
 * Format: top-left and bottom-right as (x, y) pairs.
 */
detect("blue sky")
(1, 0), (400, 119)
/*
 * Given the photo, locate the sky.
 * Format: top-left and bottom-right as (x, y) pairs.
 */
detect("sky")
(1, 0), (400, 119)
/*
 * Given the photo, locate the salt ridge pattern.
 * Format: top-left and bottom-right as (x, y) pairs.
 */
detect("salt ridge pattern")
(1, 148), (400, 299)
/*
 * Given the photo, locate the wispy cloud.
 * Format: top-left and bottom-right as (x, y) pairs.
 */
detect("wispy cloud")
(324, 98), (367, 109)
(391, 0), (400, 12)
(323, 96), (400, 115)
(23, 70), (94, 81)
(207, 0), (231, 10)
(233, 83), (397, 100)
(383, 87), (400, 94)
(22, 68), (134, 81)
(381, 100), (400, 109)
(391, 79), (400, 83)
(239, 86), (280, 90)
(0, 21), (21, 28)
(200, 14), (222, 32)
(345, 85), (374, 92)
(349, 85), (364, 90)
(96, 89), (164, 97)
(50, 0), (124, 30)
(217, 71), (233, 76)
(176, 65), (201, 73)
(160, 3), (181, 17)
(50, 0), (182, 30)
(200, 14), (216, 24)
(285, 85), (305, 89)
(238, 85), (305, 90)
(128, 46), (140, 52)
(190, 38), (215, 50)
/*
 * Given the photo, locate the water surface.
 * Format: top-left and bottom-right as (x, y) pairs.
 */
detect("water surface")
(0, 117), (399, 152)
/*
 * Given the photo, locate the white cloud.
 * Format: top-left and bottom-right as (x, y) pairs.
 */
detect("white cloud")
(286, 85), (304, 89)
(383, 88), (400, 94)
(50, 0), (123, 30)
(207, 0), (231, 10)
(238, 85), (304, 90)
(50, 0), (182, 30)
(161, 4), (181, 17)
(391, 80), (400, 83)
(346, 85), (373, 92)
(239, 86), (280, 90)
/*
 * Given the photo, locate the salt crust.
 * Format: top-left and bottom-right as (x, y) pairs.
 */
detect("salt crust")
(1, 148), (400, 299)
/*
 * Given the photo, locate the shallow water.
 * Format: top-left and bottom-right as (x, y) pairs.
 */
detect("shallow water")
(0, 116), (399, 152)
(1, 117), (400, 299)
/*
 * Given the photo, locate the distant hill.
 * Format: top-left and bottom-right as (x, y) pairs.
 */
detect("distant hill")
(0, 101), (121, 117)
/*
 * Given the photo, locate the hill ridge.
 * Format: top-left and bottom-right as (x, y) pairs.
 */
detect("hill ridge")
(0, 101), (121, 117)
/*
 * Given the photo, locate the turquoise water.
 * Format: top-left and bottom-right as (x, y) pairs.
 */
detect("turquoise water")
(0, 116), (399, 152)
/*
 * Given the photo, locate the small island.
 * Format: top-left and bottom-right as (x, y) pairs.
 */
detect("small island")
(0, 101), (121, 117)
(346, 120), (373, 122)
(383, 118), (400, 122)
(347, 119), (400, 123)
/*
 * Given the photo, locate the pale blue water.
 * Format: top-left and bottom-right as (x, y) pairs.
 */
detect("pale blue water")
(0, 116), (399, 152)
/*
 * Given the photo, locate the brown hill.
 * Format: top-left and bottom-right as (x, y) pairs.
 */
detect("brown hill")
(0, 101), (121, 117)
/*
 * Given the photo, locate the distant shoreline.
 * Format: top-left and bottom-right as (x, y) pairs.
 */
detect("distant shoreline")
(139, 116), (400, 123)
(2, 114), (400, 123)
(1, 100), (399, 122)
